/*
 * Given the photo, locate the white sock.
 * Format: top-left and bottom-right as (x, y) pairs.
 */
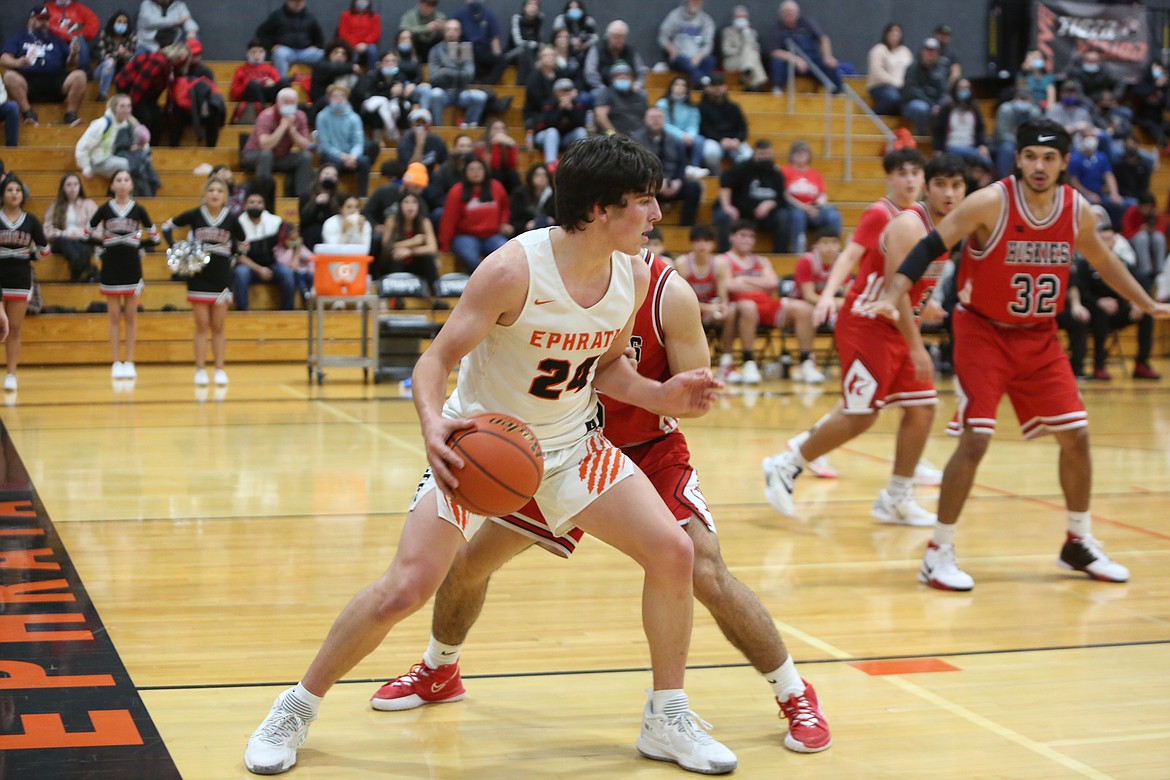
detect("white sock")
(284, 682), (322, 718)
(651, 688), (688, 716)
(788, 446), (811, 469)
(719, 353), (733, 367)
(932, 522), (956, 547)
(764, 657), (805, 700)
(422, 635), (463, 669)
(1067, 511), (1091, 538)
(886, 474), (914, 502)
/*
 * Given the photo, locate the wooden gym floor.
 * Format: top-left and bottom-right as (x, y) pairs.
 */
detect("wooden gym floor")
(1, 363), (1167, 778)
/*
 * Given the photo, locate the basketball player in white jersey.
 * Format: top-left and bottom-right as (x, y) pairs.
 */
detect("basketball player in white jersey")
(245, 136), (733, 776)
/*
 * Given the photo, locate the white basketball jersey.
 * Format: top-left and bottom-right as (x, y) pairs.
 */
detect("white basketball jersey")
(444, 227), (637, 450)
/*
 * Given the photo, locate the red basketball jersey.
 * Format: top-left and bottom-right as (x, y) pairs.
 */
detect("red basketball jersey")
(843, 197), (907, 309)
(601, 252), (679, 448)
(676, 252), (718, 303)
(957, 176), (1079, 325)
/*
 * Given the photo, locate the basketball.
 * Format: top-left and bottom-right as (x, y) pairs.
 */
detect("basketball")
(446, 413), (544, 516)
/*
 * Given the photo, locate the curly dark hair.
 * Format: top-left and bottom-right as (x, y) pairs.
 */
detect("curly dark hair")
(554, 135), (661, 232)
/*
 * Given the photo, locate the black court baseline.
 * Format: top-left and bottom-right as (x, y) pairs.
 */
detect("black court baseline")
(0, 421), (180, 779)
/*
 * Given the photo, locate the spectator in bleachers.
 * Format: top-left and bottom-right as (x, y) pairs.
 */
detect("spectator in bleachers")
(275, 222), (314, 300)
(1018, 49), (1055, 108)
(714, 139), (792, 253)
(697, 73), (751, 172)
(932, 79), (991, 171)
(1079, 208), (1160, 380)
(1120, 192), (1166, 288)
(506, 0), (545, 87)
(866, 22), (911, 116)
(768, 0), (843, 94)
(645, 228), (671, 264)
(1129, 61), (1169, 152)
(2, 5), (87, 127)
(438, 156), (511, 273)
(398, 108), (448, 179)
(393, 30), (427, 87)
(673, 224), (730, 329)
(234, 191), (294, 311)
(791, 225), (845, 312)
(931, 23), (961, 86)
(0, 173), (48, 392)
(323, 193), (371, 249)
(256, 0), (325, 79)
(1068, 49), (1117, 102)
(76, 94), (158, 196)
(382, 191), (439, 293)
(552, 0), (598, 70)
(1113, 138), (1153, 201)
(657, 76), (708, 178)
(136, 0), (197, 53)
(299, 164), (341, 248)
(509, 162), (555, 234)
(453, 0), (506, 86)
(399, 0), (447, 61)
(308, 39), (360, 117)
(1045, 80), (1094, 138)
(424, 132), (473, 221)
(47, 0), (99, 72)
(428, 20), (489, 127)
(632, 106), (700, 227)
(524, 46), (562, 142)
(113, 42), (187, 141)
(782, 140), (841, 254)
(316, 83), (371, 197)
(359, 51), (411, 144)
(533, 77), (587, 163)
(583, 20), (646, 99)
(208, 165), (251, 216)
(477, 119), (521, 193)
(364, 159), (404, 266)
(992, 87), (1041, 178)
(0, 80), (20, 148)
(657, 0), (716, 87)
(169, 40), (225, 147)
(230, 40), (289, 123)
(595, 61), (647, 136)
(1091, 89), (1133, 157)
(43, 173), (97, 282)
(240, 88), (314, 199)
(551, 28), (584, 91)
(900, 37), (947, 136)
(336, 0), (381, 71)
(720, 6), (767, 93)
(1069, 129), (1131, 229)
(94, 10), (136, 100)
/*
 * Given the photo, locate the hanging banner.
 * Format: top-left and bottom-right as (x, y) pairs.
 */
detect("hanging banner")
(1034, 1), (1149, 83)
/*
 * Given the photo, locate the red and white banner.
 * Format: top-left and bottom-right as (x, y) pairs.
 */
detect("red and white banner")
(1035, 1), (1149, 83)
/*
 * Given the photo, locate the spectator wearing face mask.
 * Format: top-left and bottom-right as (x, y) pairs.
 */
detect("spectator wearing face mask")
(94, 10), (136, 99)
(932, 78), (991, 171)
(230, 40), (290, 117)
(235, 191), (294, 311)
(1067, 49), (1117, 103)
(594, 60), (647, 135)
(992, 88), (1041, 178)
(240, 88), (315, 198)
(1045, 80), (1094, 138)
(1018, 49), (1056, 108)
(316, 83), (371, 197)
(1068, 130), (1133, 229)
(337, 0), (381, 71)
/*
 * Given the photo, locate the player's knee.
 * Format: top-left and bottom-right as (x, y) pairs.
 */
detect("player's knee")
(654, 527), (694, 580)
(691, 550), (729, 605)
(1059, 427), (1090, 455)
(958, 432), (991, 462)
(370, 578), (433, 623)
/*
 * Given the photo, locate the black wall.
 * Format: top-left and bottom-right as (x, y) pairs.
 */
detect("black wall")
(1, 0), (992, 77)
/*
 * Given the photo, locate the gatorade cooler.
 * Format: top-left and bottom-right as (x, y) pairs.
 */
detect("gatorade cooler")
(311, 244), (372, 297)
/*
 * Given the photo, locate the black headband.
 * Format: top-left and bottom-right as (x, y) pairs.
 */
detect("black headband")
(1016, 124), (1070, 156)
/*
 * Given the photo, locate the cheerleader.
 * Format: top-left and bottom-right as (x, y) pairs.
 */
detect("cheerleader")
(0, 174), (50, 392)
(162, 178), (245, 387)
(89, 169), (159, 379)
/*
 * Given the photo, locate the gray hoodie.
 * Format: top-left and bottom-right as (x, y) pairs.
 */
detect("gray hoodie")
(657, 3), (715, 60)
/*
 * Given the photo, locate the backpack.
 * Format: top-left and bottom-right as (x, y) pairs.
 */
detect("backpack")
(172, 75), (219, 111)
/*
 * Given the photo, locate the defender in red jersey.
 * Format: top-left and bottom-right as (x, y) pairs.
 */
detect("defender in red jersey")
(870, 119), (1170, 591)
(372, 250), (833, 755)
(764, 152), (965, 521)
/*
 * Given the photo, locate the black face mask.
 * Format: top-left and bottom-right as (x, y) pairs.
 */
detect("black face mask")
(320, 178), (338, 191)
(246, 207), (264, 219)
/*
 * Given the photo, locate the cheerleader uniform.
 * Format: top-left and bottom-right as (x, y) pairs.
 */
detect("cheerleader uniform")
(0, 210), (50, 300)
(90, 199), (159, 297)
(163, 206), (246, 305)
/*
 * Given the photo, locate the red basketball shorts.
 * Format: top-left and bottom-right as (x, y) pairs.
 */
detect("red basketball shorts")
(730, 290), (783, 329)
(947, 307), (1086, 438)
(834, 309), (937, 414)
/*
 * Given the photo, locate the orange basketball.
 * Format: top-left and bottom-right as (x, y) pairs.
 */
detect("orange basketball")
(446, 413), (544, 516)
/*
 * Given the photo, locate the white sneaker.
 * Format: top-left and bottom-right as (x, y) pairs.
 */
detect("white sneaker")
(872, 490), (937, 526)
(122, 362), (137, 380)
(798, 358), (825, 383)
(787, 432), (838, 478)
(194, 369), (209, 386)
(789, 360), (806, 382)
(213, 368), (229, 386)
(244, 688), (316, 775)
(636, 698), (737, 775)
(913, 460), (943, 487)
(112, 361), (125, 379)
(717, 354), (737, 384)
(3, 374), (16, 392)
(919, 541), (974, 591)
(684, 165), (711, 180)
(762, 452), (801, 516)
(740, 360), (761, 384)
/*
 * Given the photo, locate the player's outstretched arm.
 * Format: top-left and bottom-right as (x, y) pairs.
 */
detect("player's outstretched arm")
(412, 242), (529, 494)
(1075, 203), (1170, 319)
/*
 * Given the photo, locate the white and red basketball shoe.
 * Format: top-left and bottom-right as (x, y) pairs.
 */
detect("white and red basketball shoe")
(919, 541), (974, 591)
(370, 661), (466, 711)
(777, 680), (832, 753)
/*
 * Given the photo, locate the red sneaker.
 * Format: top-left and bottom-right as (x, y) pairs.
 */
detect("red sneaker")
(1090, 368), (1112, 381)
(777, 679), (832, 753)
(370, 661), (466, 711)
(1133, 363), (1161, 380)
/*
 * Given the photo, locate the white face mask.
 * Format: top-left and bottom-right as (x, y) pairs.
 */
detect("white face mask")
(1081, 136), (1099, 154)
(733, 17), (749, 29)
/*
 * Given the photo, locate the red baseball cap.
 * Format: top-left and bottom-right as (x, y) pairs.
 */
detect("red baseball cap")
(187, 40), (203, 56)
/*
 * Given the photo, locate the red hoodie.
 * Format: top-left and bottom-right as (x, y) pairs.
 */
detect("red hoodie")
(231, 61), (283, 101)
(439, 180), (511, 249)
(46, 1), (100, 42)
(337, 10), (381, 47)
